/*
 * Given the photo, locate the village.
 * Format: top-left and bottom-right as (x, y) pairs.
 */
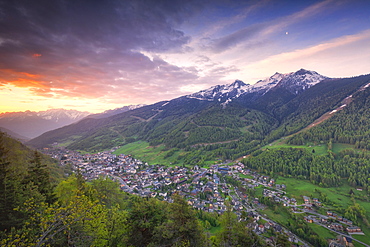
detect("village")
(44, 146), (367, 247)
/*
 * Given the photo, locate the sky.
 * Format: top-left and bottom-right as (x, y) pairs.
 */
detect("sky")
(1, 0), (370, 114)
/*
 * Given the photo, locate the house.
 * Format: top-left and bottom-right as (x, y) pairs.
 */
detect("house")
(329, 241), (345, 247)
(330, 235), (353, 247)
(346, 226), (362, 233)
(258, 224), (265, 233)
(304, 215), (316, 223)
(329, 223), (344, 231)
(344, 219), (352, 225)
(191, 189), (199, 196)
(320, 216), (329, 223)
(303, 196), (311, 204)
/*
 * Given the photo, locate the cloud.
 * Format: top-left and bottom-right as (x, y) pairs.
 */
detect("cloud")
(210, 23), (267, 52)
(1, 0), (369, 112)
(206, 0), (337, 53)
(200, 0), (269, 38)
(0, 0), (212, 104)
(241, 29), (370, 79)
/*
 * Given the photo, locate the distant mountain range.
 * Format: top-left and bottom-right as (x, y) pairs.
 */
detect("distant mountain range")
(0, 109), (91, 139)
(0, 105), (147, 140)
(86, 105), (146, 119)
(26, 69), (370, 158)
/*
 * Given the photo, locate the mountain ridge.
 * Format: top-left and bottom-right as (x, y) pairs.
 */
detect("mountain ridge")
(0, 109), (91, 139)
(187, 68), (328, 104)
(27, 70), (370, 159)
(86, 104), (146, 119)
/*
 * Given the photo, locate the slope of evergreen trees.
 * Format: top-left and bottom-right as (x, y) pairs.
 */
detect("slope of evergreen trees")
(242, 147), (370, 191)
(0, 132), (61, 233)
(288, 86), (370, 149)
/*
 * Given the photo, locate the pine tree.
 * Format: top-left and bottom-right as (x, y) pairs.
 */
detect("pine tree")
(25, 151), (55, 204)
(0, 132), (12, 231)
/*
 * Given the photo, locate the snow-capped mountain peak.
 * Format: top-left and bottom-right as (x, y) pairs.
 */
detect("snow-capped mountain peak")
(251, 72), (288, 94)
(187, 80), (251, 101)
(36, 109), (90, 121)
(276, 68), (328, 94)
(186, 69), (328, 103)
(0, 109), (92, 138)
(86, 104), (146, 119)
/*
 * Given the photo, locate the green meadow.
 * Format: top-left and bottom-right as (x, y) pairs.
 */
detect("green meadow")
(273, 176), (370, 244)
(264, 138), (367, 156)
(263, 139), (328, 155)
(275, 176), (367, 208)
(113, 141), (182, 166)
(309, 223), (336, 239)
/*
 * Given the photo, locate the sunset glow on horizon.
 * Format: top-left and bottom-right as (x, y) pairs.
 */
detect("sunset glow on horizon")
(1, 0), (370, 114)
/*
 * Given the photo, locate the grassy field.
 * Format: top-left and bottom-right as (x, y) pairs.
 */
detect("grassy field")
(353, 235), (370, 246)
(261, 208), (290, 225)
(309, 223), (336, 239)
(57, 135), (83, 147)
(112, 141), (223, 167)
(273, 176), (370, 244)
(113, 141), (182, 166)
(238, 174), (254, 179)
(353, 241), (367, 247)
(263, 140), (328, 155)
(275, 176), (367, 208)
(264, 138), (365, 156)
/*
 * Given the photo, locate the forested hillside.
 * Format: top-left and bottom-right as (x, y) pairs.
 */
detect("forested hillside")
(0, 131), (63, 233)
(27, 74), (370, 164)
(242, 148), (370, 191)
(288, 83), (370, 149)
(264, 75), (370, 142)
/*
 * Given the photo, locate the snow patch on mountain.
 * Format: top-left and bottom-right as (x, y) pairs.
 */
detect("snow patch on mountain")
(275, 69), (328, 94)
(187, 69), (328, 103)
(36, 109), (90, 122)
(0, 109), (92, 138)
(187, 80), (252, 101)
(87, 104), (146, 119)
(0, 109), (90, 122)
(251, 72), (286, 94)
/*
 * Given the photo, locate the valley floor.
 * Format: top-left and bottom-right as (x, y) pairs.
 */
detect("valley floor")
(45, 146), (370, 247)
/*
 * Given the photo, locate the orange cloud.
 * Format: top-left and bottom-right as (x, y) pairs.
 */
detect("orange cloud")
(0, 69), (46, 88)
(9, 78), (47, 88)
(20, 72), (41, 78)
(32, 53), (42, 57)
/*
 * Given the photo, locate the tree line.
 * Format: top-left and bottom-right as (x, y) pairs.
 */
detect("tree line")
(242, 147), (370, 191)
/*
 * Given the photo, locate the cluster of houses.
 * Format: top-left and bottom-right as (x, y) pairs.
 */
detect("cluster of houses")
(44, 146), (367, 245)
(46, 147), (253, 214)
(326, 212), (363, 235)
(302, 196), (322, 208)
(329, 235), (354, 247)
(45, 147), (308, 241)
(301, 207), (363, 236)
(262, 188), (297, 206)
